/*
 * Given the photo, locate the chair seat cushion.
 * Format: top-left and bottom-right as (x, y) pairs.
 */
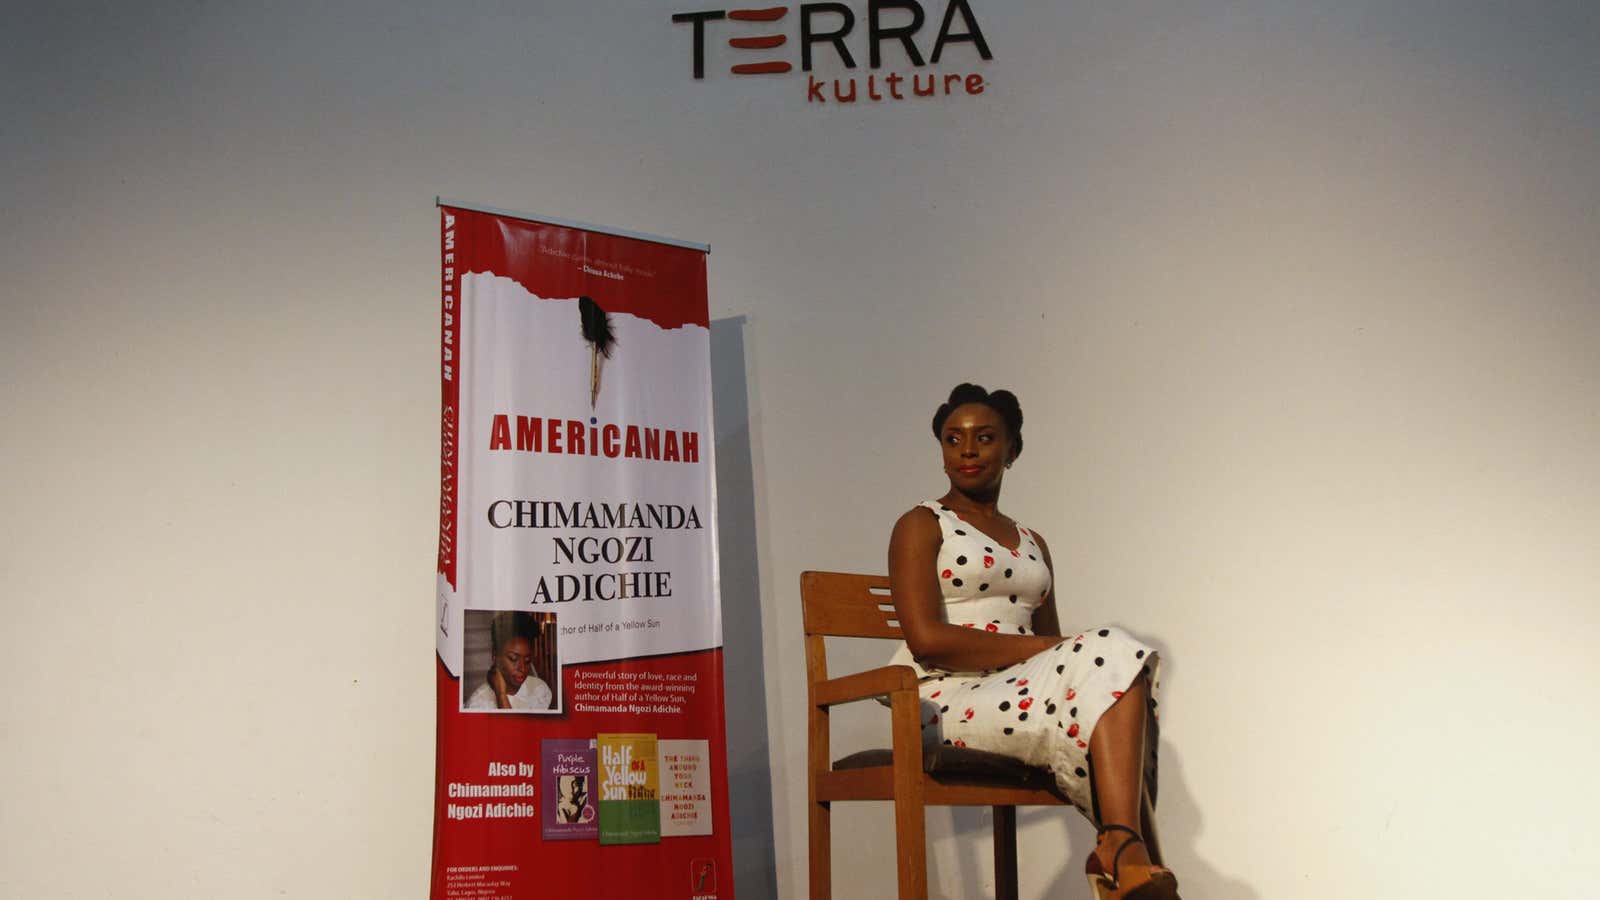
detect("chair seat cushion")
(833, 745), (1066, 797)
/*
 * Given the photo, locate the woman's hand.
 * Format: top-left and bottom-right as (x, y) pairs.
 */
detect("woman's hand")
(489, 667), (513, 709)
(888, 506), (1061, 672)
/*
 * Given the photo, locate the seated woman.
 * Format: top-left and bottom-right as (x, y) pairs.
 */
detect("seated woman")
(466, 614), (553, 711)
(887, 383), (1179, 900)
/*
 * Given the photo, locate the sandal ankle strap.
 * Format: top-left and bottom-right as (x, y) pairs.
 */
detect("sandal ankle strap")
(1096, 824), (1146, 884)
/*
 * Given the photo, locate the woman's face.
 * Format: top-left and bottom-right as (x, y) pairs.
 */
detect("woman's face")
(939, 402), (1014, 494)
(494, 636), (534, 690)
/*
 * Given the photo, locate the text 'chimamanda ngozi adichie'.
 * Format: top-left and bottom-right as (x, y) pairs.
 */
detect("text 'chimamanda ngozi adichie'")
(485, 499), (704, 604)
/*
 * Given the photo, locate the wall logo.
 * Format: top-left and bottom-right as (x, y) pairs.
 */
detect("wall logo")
(671, 1), (993, 105)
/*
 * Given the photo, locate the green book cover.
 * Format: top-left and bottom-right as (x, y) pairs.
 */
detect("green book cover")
(597, 733), (660, 845)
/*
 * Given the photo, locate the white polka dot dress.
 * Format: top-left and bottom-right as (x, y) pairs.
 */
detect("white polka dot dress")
(887, 501), (1162, 817)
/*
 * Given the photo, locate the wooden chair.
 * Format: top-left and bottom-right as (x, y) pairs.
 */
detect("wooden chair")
(802, 570), (1077, 900)
(802, 570), (1164, 899)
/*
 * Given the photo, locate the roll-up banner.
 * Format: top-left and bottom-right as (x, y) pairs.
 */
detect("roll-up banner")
(433, 201), (733, 900)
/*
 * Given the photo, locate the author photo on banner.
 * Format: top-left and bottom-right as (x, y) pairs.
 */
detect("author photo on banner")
(461, 611), (560, 713)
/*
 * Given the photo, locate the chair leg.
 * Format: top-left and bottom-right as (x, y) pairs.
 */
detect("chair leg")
(892, 785), (928, 899)
(889, 689), (928, 899)
(810, 797), (831, 900)
(992, 805), (1018, 900)
(809, 669), (833, 900)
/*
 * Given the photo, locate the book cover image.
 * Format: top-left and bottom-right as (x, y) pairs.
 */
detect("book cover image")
(541, 738), (598, 841)
(597, 733), (660, 845)
(658, 739), (713, 837)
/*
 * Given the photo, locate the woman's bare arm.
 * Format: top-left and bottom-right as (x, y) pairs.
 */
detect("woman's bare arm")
(888, 507), (1060, 672)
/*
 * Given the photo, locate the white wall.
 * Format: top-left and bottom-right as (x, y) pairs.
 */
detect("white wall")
(4, 2), (1597, 898)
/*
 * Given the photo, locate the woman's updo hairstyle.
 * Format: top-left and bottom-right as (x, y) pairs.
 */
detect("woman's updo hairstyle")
(930, 383), (1024, 460)
(489, 611), (536, 654)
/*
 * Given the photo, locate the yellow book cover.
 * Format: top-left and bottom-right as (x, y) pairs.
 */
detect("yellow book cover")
(596, 733), (659, 845)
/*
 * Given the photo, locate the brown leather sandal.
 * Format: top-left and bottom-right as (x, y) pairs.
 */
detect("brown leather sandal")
(1085, 824), (1181, 900)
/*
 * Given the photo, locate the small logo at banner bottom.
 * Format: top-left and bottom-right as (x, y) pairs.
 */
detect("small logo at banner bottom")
(690, 857), (717, 896)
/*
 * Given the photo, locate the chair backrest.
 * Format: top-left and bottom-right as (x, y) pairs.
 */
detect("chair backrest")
(799, 571), (900, 685)
(800, 571), (900, 638)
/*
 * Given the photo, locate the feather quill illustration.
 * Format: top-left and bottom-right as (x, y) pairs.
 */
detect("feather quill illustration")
(578, 296), (615, 407)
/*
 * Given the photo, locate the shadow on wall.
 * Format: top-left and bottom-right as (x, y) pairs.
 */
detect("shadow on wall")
(933, 648), (1258, 898)
(1019, 750), (1259, 900)
(712, 316), (779, 900)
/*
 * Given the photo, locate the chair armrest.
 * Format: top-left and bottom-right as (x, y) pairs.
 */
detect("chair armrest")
(812, 664), (919, 707)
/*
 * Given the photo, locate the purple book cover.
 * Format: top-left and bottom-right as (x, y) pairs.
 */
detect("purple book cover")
(541, 738), (598, 840)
